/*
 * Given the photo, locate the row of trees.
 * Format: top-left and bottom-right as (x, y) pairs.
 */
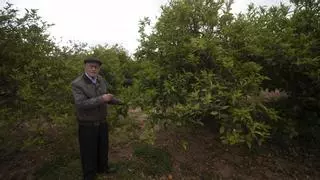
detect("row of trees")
(0, 3), (135, 151)
(1, 0), (319, 150)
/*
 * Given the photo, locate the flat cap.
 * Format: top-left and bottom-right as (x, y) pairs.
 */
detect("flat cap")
(84, 57), (102, 65)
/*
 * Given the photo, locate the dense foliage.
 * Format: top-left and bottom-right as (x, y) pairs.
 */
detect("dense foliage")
(134, 0), (320, 147)
(1, 0), (319, 150)
(0, 3), (133, 151)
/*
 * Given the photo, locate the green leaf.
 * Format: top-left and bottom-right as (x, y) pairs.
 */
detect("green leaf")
(246, 141), (252, 149)
(221, 106), (229, 110)
(181, 140), (188, 151)
(219, 126), (225, 134)
(210, 111), (218, 116)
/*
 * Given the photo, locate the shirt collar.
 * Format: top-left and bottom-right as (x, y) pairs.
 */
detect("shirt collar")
(85, 73), (97, 84)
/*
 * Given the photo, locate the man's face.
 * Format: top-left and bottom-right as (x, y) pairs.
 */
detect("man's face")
(85, 63), (100, 77)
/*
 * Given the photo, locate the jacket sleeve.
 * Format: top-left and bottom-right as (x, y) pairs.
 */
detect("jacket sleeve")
(72, 83), (104, 109)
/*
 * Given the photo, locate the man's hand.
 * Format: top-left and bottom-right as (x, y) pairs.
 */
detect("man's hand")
(102, 94), (113, 102)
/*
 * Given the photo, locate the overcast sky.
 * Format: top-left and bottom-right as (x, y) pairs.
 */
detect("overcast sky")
(1, 0), (288, 54)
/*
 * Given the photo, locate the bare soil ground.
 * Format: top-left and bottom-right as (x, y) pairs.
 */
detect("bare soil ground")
(0, 108), (319, 180)
(154, 127), (320, 179)
(107, 108), (320, 180)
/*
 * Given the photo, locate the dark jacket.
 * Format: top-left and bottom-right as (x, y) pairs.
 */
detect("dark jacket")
(71, 73), (120, 123)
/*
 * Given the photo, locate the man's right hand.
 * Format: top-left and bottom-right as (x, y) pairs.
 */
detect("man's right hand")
(102, 94), (113, 102)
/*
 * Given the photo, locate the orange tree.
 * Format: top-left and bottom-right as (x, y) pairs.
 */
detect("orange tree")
(134, 0), (280, 148)
(134, 0), (320, 148)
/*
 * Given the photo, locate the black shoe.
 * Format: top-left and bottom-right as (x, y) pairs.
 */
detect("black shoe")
(98, 167), (117, 174)
(106, 167), (117, 173)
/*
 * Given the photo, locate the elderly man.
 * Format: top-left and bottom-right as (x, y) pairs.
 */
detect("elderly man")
(71, 57), (122, 180)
